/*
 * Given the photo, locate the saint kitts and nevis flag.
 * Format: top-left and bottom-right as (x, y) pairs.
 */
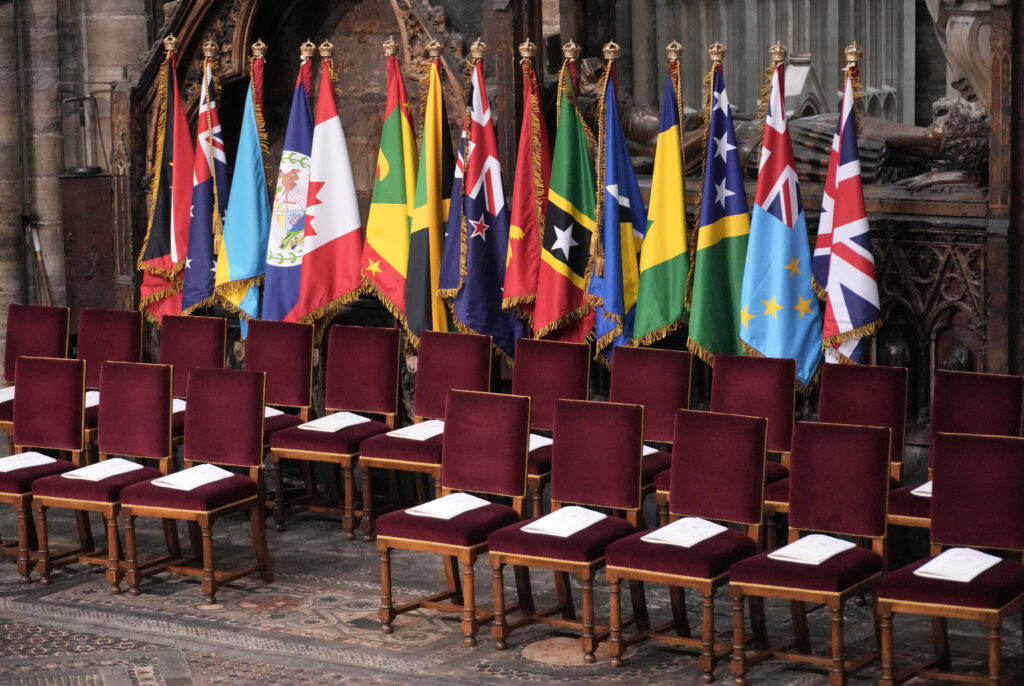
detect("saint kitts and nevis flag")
(686, 61), (749, 360)
(362, 50), (418, 323)
(263, 55), (314, 322)
(740, 61), (822, 387)
(587, 61), (647, 365)
(533, 58), (596, 342)
(813, 68), (881, 364)
(137, 45), (192, 323)
(181, 53), (229, 314)
(438, 55), (525, 361)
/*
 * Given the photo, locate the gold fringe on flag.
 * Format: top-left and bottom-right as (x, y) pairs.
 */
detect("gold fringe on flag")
(684, 63), (716, 311)
(754, 41), (787, 172)
(249, 39), (275, 203)
(136, 48), (173, 281)
(741, 339), (820, 394)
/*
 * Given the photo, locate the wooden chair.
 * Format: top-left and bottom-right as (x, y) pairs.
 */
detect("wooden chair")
(488, 399), (644, 663)
(888, 369), (1023, 530)
(0, 357), (86, 581)
(159, 314), (227, 441)
(31, 361), (174, 590)
(76, 308), (143, 389)
(605, 409), (767, 680)
(119, 367), (272, 604)
(509, 338), (590, 517)
(270, 325), (400, 538)
(358, 330), (492, 540)
(0, 304), (70, 450)
(377, 389), (531, 646)
(244, 318), (313, 439)
(728, 421), (891, 686)
(878, 432), (1024, 685)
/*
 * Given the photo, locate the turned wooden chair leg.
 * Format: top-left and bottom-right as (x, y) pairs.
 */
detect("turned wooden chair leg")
(879, 606), (895, 686)
(670, 586), (692, 637)
(443, 554), (463, 606)
(460, 558), (477, 647)
(123, 514), (141, 596)
(342, 463), (355, 540)
(162, 518), (181, 558)
(629, 579), (650, 633)
(792, 600), (812, 653)
(105, 513), (122, 594)
(731, 593), (748, 686)
(199, 522), (217, 605)
(514, 564), (535, 617)
(33, 504), (51, 585)
(829, 601), (846, 686)
(554, 570), (576, 620)
(932, 616), (951, 670)
(250, 502), (273, 583)
(581, 574), (597, 664)
(699, 591), (716, 683)
(608, 577), (624, 667)
(491, 562), (508, 649)
(273, 456), (287, 531)
(361, 466), (375, 542)
(16, 500), (35, 583)
(379, 546), (394, 633)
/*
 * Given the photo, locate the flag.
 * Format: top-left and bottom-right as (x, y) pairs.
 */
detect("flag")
(740, 62), (822, 387)
(633, 64), (688, 345)
(813, 71), (881, 364)
(437, 55), (526, 362)
(181, 55), (229, 314)
(263, 56), (314, 322)
(215, 53), (271, 330)
(687, 62), (749, 360)
(533, 58), (596, 342)
(502, 47), (551, 329)
(587, 62), (647, 365)
(362, 50), (418, 322)
(405, 56), (454, 345)
(286, 55), (364, 331)
(137, 45), (192, 322)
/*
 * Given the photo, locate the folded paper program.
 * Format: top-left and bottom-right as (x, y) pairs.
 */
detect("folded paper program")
(0, 386), (14, 403)
(172, 398), (187, 413)
(62, 457), (144, 482)
(386, 419), (445, 441)
(405, 492), (490, 519)
(264, 406), (284, 418)
(910, 481), (932, 497)
(913, 546), (1002, 583)
(0, 451), (57, 472)
(85, 391), (100, 408)
(521, 505), (606, 538)
(767, 533), (856, 565)
(151, 463), (233, 491)
(528, 434), (553, 451)
(641, 516), (727, 548)
(298, 411), (371, 433)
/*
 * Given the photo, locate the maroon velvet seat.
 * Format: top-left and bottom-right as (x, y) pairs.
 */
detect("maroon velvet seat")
(605, 409), (767, 679)
(31, 361), (174, 589)
(76, 309), (143, 390)
(729, 421), (891, 686)
(159, 314), (226, 442)
(270, 325), (399, 539)
(878, 432), (1024, 685)
(358, 330), (492, 540)
(118, 367), (272, 604)
(244, 319), (314, 442)
(0, 304), (70, 449)
(509, 338), (590, 517)
(1, 357), (86, 582)
(889, 369), (1023, 530)
(488, 399), (643, 663)
(376, 389), (530, 646)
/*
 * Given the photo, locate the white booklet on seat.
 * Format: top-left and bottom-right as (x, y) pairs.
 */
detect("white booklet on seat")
(406, 492), (490, 519)
(85, 391), (100, 409)
(521, 505), (606, 538)
(0, 451), (56, 472)
(767, 534), (856, 566)
(642, 444), (660, 457)
(150, 463), (234, 491)
(529, 434), (553, 451)
(641, 517), (727, 548)
(62, 457), (144, 482)
(910, 481), (932, 498)
(298, 411), (371, 433)
(172, 398), (187, 413)
(914, 547), (1002, 583)
(264, 406), (284, 418)
(386, 419), (445, 441)
(0, 386), (14, 403)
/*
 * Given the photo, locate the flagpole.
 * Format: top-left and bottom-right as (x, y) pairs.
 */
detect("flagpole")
(845, 41), (864, 138)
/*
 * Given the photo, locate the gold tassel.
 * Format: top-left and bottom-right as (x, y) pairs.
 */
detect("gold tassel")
(249, 54), (275, 202)
(136, 53), (172, 278)
(590, 60), (612, 281)
(685, 65), (715, 309)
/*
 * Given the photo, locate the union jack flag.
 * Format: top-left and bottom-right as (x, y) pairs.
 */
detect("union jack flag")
(813, 71), (881, 364)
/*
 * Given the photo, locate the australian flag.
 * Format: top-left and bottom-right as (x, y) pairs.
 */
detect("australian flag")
(438, 59), (525, 360)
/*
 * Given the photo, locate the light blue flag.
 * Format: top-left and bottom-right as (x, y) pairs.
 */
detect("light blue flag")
(740, 64), (821, 386)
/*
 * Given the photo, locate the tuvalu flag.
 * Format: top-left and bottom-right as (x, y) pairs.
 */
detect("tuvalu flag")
(181, 50), (229, 314)
(740, 55), (822, 388)
(263, 47), (314, 322)
(686, 50), (749, 361)
(533, 51), (596, 343)
(286, 46), (364, 333)
(587, 52), (647, 366)
(502, 39), (550, 329)
(362, 41), (418, 323)
(633, 50), (688, 346)
(405, 48), (454, 345)
(437, 45), (526, 362)
(138, 37), (192, 323)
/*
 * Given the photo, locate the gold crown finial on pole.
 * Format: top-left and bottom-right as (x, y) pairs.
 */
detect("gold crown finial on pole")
(562, 38), (580, 61)
(708, 42), (726, 63)
(163, 34), (179, 54)
(845, 41), (863, 67)
(518, 37), (536, 58)
(427, 39), (443, 58)
(770, 40), (788, 65)
(383, 36), (398, 56)
(202, 40), (217, 58)
(251, 38), (267, 59)
(318, 39), (334, 58)
(300, 39), (315, 59)
(602, 40), (621, 61)
(666, 40), (683, 62)
(470, 37), (487, 60)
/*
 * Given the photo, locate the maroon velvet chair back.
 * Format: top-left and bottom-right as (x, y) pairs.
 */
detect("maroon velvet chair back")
(76, 308), (142, 389)
(931, 432), (1024, 551)
(441, 390), (530, 498)
(550, 399), (643, 511)
(183, 367), (265, 468)
(710, 354), (796, 454)
(414, 330), (492, 420)
(4, 303), (69, 384)
(325, 325), (400, 415)
(930, 370), (1023, 457)
(510, 338), (589, 430)
(97, 361), (172, 460)
(12, 357), (85, 452)
(609, 346), (691, 443)
(669, 409), (767, 525)
(818, 364), (908, 464)
(787, 421), (891, 538)
(158, 314), (227, 398)
(244, 319), (313, 408)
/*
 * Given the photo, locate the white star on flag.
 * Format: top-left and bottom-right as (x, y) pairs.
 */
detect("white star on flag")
(715, 132), (736, 162)
(715, 177), (735, 208)
(551, 223), (579, 259)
